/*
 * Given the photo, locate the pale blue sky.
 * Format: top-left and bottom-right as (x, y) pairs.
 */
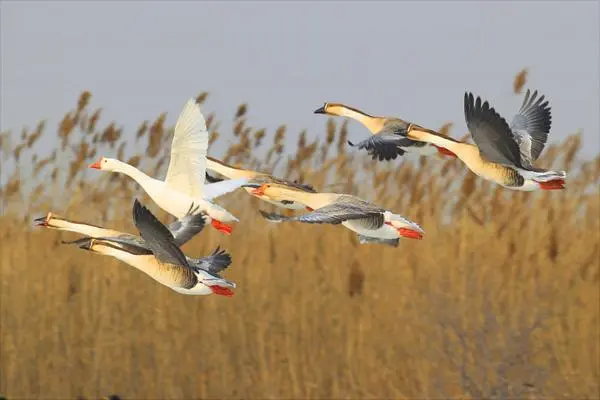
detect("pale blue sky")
(1, 0), (599, 172)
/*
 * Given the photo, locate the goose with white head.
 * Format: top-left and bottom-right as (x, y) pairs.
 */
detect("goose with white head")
(89, 98), (249, 235)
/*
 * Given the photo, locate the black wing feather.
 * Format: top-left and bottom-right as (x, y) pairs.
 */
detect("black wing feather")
(205, 172), (224, 184)
(167, 203), (207, 246)
(190, 246), (232, 274)
(131, 199), (190, 267)
(348, 136), (409, 161)
(510, 89), (552, 163)
(464, 92), (523, 167)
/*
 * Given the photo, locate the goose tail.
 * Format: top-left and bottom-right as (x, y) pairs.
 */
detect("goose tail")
(524, 170), (567, 190)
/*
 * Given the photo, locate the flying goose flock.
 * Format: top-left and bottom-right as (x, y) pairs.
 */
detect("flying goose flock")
(34, 89), (566, 297)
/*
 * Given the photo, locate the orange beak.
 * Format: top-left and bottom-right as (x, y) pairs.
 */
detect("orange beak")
(251, 184), (267, 196)
(89, 159), (102, 169)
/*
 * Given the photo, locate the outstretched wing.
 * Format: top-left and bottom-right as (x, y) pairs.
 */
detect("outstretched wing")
(510, 89), (552, 166)
(464, 92), (523, 168)
(164, 99), (209, 199)
(131, 199), (191, 269)
(202, 178), (250, 201)
(348, 136), (410, 161)
(167, 203), (207, 246)
(189, 246), (232, 274)
(259, 202), (385, 229)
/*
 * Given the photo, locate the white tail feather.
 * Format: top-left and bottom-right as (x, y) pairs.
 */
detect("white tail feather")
(519, 168), (566, 182)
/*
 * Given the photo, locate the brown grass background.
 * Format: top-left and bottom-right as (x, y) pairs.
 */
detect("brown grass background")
(1, 71), (599, 399)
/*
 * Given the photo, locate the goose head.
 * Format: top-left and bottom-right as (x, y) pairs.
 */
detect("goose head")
(34, 212), (111, 239)
(314, 102), (345, 116)
(242, 182), (297, 200)
(314, 102), (374, 119)
(89, 157), (122, 171)
(242, 182), (271, 197)
(34, 212), (72, 230)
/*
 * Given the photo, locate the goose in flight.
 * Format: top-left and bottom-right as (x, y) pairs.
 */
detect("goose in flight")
(89, 98), (248, 235)
(205, 156), (317, 210)
(404, 90), (566, 191)
(313, 102), (456, 161)
(244, 182), (424, 247)
(61, 199), (236, 296)
(34, 202), (206, 247)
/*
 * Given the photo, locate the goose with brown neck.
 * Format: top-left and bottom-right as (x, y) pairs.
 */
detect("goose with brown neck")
(205, 156), (317, 210)
(404, 90), (566, 191)
(243, 182), (424, 247)
(34, 205), (230, 279)
(34, 202), (206, 248)
(61, 199), (236, 296)
(313, 102), (456, 161)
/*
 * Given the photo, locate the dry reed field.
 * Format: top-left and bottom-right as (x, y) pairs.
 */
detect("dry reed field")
(1, 72), (599, 399)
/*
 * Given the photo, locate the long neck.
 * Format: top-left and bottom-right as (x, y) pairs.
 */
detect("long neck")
(113, 161), (161, 193)
(98, 247), (158, 275)
(98, 245), (139, 264)
(333, 106), (384, 133)
(409, 128), (474, 156)
(55, 221), (122, 238)
(206, 158), (256, 179)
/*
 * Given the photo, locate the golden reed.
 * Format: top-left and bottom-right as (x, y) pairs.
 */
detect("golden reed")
(0, 71), (598, 399)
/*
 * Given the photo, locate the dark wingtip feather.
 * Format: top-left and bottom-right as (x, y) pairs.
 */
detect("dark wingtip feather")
(205, 172), (223, 184)
(464, 92), (474, 121)
(291, 180), (317, 193)
(131, 198), (178, 244)
(211, 249), (232, 270)
(258, 209), (286, 222)
(132, 198), (147, 227)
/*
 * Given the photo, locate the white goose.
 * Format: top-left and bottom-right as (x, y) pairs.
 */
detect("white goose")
(62, 199), (236, 296)
(89, 98), (248, 235)
(245, 182), (424, 247)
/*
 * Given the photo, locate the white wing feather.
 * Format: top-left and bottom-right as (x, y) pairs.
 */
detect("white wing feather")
(164, 99), (209, 199)
(202, 178), (250, 201)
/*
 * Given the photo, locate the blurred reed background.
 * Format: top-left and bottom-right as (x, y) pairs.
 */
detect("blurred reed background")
(0, 70), (598, 399)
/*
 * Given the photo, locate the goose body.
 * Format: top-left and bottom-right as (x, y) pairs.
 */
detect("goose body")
(59, 200), (236, 296)
(405, 90), (566, 191)
(245, 183), (424, 247)
(205, 156), (317, 210)
(89, 98), (249, 235)
(314, 103), (456, 161)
